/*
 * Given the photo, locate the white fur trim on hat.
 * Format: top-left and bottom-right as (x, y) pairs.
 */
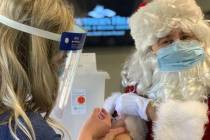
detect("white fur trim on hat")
(129, 0), (205, 52)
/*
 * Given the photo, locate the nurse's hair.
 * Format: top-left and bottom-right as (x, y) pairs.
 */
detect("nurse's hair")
(0, 0), (73, 139)
(122, 0), (210, 101)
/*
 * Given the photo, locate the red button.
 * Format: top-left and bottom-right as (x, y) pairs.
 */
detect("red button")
(77, 96), (86, 104)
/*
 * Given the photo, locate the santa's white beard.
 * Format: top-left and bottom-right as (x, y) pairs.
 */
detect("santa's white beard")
(125, 51), (210, 102)
(147, 62), (210, 103)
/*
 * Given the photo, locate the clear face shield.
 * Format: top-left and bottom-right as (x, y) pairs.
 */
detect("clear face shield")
(0, 15), (87, 116)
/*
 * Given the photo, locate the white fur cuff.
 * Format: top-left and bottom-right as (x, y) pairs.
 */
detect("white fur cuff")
(153, 100), (208, 140)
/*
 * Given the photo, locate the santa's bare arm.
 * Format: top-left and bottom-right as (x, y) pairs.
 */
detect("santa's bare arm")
(114, 133), (132, 140)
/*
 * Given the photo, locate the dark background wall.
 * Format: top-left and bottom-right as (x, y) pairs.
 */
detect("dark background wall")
(69, 0), (210, 18)
(69, 0), (143, 17)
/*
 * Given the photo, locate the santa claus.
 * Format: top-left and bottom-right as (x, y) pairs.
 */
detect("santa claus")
(103, 0), (210, 140)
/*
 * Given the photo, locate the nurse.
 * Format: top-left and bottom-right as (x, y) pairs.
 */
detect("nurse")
(0, 0), (124, 140)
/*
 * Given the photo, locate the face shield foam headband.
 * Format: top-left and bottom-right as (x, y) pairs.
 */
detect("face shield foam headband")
(0, 15), (87, 117)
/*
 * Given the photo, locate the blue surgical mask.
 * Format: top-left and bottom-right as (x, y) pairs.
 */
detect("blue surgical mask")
(157, 40), (205, 72)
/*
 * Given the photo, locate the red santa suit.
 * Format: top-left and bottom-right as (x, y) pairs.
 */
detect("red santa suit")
(124, 85), (210, 140)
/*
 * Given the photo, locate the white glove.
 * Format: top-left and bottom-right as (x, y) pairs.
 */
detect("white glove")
(103, 92), (121, 114)
(115, 93), (152, 121)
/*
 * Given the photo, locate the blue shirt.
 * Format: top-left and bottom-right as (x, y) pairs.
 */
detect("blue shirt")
(0, 112), (61, 140)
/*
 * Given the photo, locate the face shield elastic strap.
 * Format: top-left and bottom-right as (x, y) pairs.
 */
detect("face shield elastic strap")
(0, 15), (87, 51)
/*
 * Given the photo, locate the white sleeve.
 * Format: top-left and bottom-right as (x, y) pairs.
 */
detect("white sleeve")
(103, 92), (121, 114)
(153, 100), (208, 140)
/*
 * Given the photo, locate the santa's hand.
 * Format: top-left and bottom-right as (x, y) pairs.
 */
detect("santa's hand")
(103, 92), (121, 114)
(115, 93), (152, 121)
